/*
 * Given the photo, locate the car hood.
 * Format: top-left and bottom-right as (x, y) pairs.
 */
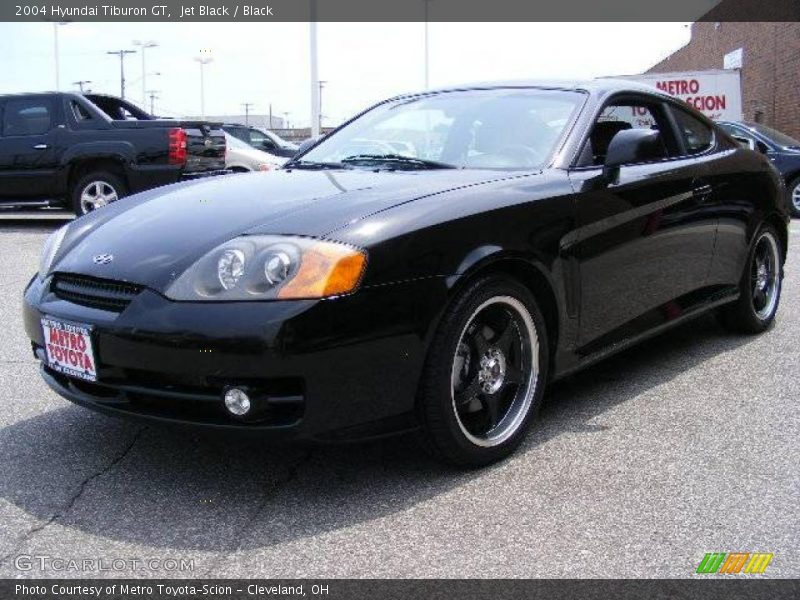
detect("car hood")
(52, 168), (516, 293)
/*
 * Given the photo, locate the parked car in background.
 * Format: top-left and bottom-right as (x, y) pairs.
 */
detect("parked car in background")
(223, 124), (299, 158)
(718, 121), (800, 217)
(0, 92), (227, 215)
(25, 80), (787, 466)
(224, 132), (287, 172)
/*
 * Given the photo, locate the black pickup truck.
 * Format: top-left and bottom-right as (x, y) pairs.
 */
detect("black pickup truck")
(0, 92), (227, 215)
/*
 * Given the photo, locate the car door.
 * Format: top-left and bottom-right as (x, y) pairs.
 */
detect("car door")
(567, 95), (717, 352)
(0, 96), (64, 200)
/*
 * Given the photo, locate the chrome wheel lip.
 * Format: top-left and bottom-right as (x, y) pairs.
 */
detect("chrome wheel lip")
(752, 231), (781, 321)
(450, 295), (539, 448)
(791, 181), (800, 212)
(79, 180), (119, 214)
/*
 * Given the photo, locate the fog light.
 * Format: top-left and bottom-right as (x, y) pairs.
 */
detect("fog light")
(224, 388), (251, 416)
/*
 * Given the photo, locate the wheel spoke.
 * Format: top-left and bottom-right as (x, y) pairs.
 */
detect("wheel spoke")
(505, 363), (523, 386)
(479, 394), (499, 429)
(471, 329), (489, 356)
(494, 320), (516, 355)
(455, 375), (481, 406)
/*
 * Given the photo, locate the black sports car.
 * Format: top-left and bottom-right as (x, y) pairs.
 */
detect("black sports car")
(24, 80), (788, 466)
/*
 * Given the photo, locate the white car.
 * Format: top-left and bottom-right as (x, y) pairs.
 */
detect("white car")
(224, 132), (286, 172)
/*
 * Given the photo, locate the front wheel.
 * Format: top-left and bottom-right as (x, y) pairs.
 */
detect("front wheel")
(417, 276), (549, 467)
(718, 224), (783, 334)
(789, 176), (800, 219)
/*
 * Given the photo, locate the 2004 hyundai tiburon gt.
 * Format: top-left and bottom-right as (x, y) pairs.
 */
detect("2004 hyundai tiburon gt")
(24, 80), (788, 466)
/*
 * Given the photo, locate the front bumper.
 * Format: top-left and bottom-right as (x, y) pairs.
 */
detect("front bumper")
(24, 274), (448, 440)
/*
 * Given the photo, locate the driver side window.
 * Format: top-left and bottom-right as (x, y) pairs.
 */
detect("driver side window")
(579, 100), (677, 167)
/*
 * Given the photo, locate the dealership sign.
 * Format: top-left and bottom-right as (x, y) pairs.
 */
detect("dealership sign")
(614, 69), (743, 122)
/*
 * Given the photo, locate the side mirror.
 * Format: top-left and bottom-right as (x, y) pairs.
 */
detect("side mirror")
(603, 129), (664, 181)
(732, 135), (756, 151)
(297, 135), (322, 155)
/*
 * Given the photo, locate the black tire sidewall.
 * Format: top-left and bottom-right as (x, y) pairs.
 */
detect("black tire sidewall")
(419, 275), (549, 467)
(71, 171), (127, 216)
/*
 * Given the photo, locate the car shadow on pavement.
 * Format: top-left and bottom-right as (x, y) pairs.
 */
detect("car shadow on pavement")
(0, 313), (757, 556)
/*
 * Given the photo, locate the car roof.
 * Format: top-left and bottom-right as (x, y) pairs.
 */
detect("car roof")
(390, 78), (669, 100)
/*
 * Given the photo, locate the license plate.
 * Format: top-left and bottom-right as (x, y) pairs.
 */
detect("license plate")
(41, 317), (98, 382)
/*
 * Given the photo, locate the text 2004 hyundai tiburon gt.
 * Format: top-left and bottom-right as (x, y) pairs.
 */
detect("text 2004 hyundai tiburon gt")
(24, 80), (787, 466)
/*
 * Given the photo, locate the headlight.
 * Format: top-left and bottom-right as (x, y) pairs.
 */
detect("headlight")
(39, 225), (68, 278)
(165, 235), (367, 301)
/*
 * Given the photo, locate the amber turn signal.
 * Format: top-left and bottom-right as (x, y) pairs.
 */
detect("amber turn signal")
(277, 242), (366, 299)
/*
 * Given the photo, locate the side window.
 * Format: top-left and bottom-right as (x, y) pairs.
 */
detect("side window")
(3, 99), (54, 136)
(672, 108), (714, 155)
(579, 100), (676, 166)
(71, 101), (93, 122)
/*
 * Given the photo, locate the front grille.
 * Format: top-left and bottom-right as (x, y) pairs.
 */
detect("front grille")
(51, 273), (144, 312)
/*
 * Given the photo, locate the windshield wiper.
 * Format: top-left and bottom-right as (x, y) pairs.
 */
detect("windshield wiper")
(340, 154), (456, 170)
(283, 159), (348, 170)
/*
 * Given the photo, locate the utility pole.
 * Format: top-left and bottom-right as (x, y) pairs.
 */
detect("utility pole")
(318, 80), (327, 131)
(269, 103), (273, 129)
(194, 50), (213, 119)
(147, 90), (160, 115)
(133, 40), (158, 106)
(241, 102), (253, 125)
(283, 111), (290, 130)
(106, 49), (136, 99)
(73, 80), (92, 93)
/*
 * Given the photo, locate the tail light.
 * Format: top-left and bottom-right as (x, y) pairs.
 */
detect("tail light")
(168, 128), (187, 165)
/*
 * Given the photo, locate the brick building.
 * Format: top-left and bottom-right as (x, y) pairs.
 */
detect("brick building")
(647, 22), (800, 138)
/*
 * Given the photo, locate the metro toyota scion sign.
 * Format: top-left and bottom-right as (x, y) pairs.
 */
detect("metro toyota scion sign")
(617, 69), (743, 122)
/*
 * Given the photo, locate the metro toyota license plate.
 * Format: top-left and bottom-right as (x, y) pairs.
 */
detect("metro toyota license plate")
(41, 317), (98, 382)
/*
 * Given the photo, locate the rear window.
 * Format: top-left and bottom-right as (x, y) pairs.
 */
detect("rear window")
(3, 99), (53, 136)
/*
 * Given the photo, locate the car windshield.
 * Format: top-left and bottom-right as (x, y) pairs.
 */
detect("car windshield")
(748, 123), (800, 149)
(300, 88), (585, 170)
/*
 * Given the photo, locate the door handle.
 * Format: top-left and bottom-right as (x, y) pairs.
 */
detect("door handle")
(33, 144), (49, 150)
(693, 184), (713, 197)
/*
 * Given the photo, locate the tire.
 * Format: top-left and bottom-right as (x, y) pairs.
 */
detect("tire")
(718, 224), (783, 334)
(71, 170), (127, 216)
(417, 275), (549, 467)
(789, 176), (800, 219)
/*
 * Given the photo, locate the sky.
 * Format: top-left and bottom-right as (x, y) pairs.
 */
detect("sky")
(0, 22), (691, 127)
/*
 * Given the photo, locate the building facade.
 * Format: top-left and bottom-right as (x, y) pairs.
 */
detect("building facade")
(647, 22), (799, 138)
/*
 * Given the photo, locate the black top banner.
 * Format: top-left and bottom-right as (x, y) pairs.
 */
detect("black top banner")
(2, 0), (799, 22)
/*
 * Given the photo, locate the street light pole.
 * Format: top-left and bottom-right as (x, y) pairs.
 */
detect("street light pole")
(106, 49), (137, 99)
(147, 90), (160, 115)
(423, 0), (432, 89)
(309, 15), (320, 137)
(133, 40), (158, 106)
(318, 80), (327, 131)
(53, 22), (69, 91)
(194, 51), (213, 119)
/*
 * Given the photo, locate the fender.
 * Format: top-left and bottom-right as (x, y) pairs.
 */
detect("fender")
(57, 141), (137, 190)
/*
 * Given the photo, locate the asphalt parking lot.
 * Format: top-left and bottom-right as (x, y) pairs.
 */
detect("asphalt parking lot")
(0, 212), (797, 579)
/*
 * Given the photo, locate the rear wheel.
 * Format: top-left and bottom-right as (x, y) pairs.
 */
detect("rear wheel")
(718, 224), (783, 334)
(71, 170), (127, 216)
(418, 276), (549, 467)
